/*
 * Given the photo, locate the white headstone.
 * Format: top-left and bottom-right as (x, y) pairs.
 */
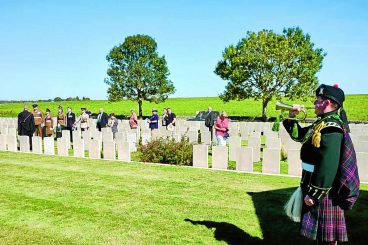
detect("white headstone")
(228, 136), (242, 161)
(0, 134), (6, 151)
(357, 152), (368, 183)
(141, 132), (151, 145)
(355, 141), (368, 153)
(240, 127), (249, 140)
(19, 135), (30, 152)
(212, 146), (228, 170)
(193, 145), (208, 168)
(287, 149), (302, 176)
(188, 131), (198, 144)
(266, 137), (281, 149)
(72, 130), (81, 142)
(89, 139), (101, 159)
(200, 131), (211, 145)
(32, 136), (43, 154)
(262, 148), (280, 174)
(117, 141), (130, 161)
(73, 139), (85, 158)
(236, 147), (253, 172)
(62, 130), (71, 148)
(44, 137), (55, 155)
(102, 132), (114, 143)
(103, 141), (116, 160)
(57, 137), (69, 156)
(6, 135), (17, 152)
(82, 131), (91, 151)
(248, 137), (261, 162)
(8, 128), (17, 136)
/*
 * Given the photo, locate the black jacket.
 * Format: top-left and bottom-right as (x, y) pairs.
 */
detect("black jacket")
(66, 112), (76, 128)
(18, 110), (35, 136)
(97, 112), (109, 128)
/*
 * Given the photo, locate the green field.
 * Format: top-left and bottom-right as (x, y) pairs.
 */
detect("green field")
(0, 151), (367, 244)
(1, 95), (367, 121)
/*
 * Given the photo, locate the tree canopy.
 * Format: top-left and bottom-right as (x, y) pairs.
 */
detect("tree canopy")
(214, 27), (326, 120)
(105, 34), (175, 117)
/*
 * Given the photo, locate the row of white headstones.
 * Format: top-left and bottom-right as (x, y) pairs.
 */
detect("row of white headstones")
(1, 117), (367, 182)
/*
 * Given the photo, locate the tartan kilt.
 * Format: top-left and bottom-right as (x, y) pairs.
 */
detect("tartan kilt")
(300, 194), (348, 242)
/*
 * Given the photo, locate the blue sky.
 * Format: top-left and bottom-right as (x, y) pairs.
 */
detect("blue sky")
(0, 0), (367, 100)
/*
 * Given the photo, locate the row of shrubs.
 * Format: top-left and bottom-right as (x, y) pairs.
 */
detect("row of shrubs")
(138, 136), (193, 166)
(137, 135), (288, 166)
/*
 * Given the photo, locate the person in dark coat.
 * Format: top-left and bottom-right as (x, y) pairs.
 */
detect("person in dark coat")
(283, 84), (359, 244)
(96, 108), (108, 131)
(18, 105), (35, 150)
(205, 106), (218, 141)
(66, 107), (76, 142)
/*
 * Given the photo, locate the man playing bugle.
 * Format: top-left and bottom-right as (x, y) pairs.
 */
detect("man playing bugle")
(283, 84), (359, 244)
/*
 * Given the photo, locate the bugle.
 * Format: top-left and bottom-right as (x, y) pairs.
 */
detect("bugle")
(275, 101), (314, 121)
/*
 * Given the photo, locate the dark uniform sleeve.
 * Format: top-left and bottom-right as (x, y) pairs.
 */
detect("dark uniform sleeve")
(282, 119), (310, 142)
(308, 127), (343, 201)
(29, 114), (35, 134)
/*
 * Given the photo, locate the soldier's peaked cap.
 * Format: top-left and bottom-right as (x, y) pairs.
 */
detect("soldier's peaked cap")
(32, 104), (38, 108)
(316, 84), (345, 106)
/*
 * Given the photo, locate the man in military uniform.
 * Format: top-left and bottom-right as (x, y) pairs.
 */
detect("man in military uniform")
(32, 104), (44, 137)
(283, 84), (359, 244)
(18, 105), (35, 150)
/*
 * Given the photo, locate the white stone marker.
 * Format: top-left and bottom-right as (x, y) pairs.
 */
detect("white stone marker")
(355, 141), (368, 153)
(8, 128), (17, 136)
(116, 141), (131, 162)
(188, 131), (198, 144)
(0, 134), (6, 151)
(103, 141), (116, 160)
(57, 137), (69, 156)
(200, 131), (211, 145)
(357, 152), (368, 183)
(193, 145), (208, 168)
(240, 127), (249, 140)
(262, 148), (280, 174)
(236, 147), (253, 172)
(82, 131), (91, 151)
(212, 146), (228, 170)
(32, 136), (43, 154)
(6, 135), (17, 152)
(89, 139), (101, 159)
(73, 139), (85, 158)
(287, 149), (302, 176)
(102, 132), (114, 142)
(19, 135), (30, 152)
(141, 133), (151, 145)
(44, 137), (55, 155)
(266, 137), (281, 149)
(62, 130), (71, 148)
(248, 137), (261, 162)
(228, 136), (242, 161)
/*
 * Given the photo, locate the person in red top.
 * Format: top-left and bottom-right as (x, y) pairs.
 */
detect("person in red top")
(129, 109), (138, 129)
(214, 111), (229, 146)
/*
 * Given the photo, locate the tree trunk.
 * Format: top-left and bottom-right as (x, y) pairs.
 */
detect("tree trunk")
(262, 98), (269, 122)
(138, 98), (143, 119)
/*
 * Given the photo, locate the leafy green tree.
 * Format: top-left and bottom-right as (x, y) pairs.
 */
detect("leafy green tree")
(215, 27), (325, 120)
(54, 97), (63, 102)
(105, 34), (175, 118)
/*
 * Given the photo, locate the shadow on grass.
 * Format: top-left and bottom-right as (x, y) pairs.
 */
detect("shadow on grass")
(186, 188), (368, 244)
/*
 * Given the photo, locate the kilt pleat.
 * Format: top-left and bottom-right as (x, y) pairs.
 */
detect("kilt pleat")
(300, 195), (348, 242)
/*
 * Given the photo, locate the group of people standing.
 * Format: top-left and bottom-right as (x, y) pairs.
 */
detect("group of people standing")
(14, 84), (361, 244)
(17, 105), (120, 146)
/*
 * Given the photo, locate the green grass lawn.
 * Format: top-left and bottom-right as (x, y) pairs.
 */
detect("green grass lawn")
(1, 95), (367, 121)
(0, 151), (367, 244)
